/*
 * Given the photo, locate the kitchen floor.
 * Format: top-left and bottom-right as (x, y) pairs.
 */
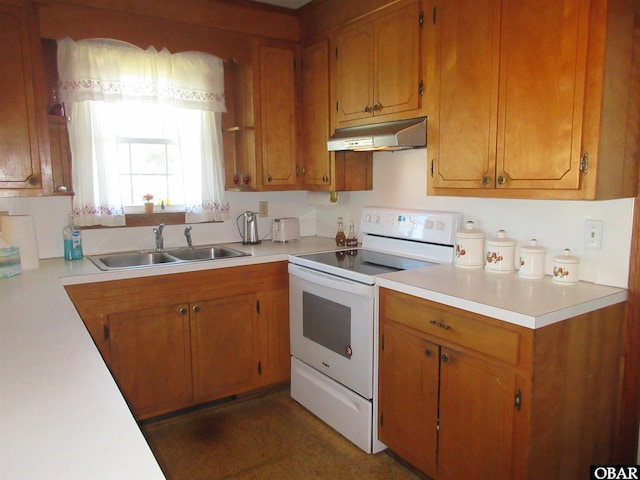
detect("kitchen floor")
(142, 388), (424, 480)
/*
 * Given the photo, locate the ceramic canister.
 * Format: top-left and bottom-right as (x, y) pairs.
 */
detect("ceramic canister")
(553, 249), (580, 284)
(454, 221), (485, 269)
(485, 230), (516, 273)
(518, 239), (547, 279)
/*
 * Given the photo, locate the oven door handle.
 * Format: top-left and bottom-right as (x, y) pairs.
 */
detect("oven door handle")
(289, 264), (373, 297)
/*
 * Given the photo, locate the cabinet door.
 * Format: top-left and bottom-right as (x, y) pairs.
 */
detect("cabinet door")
(109, 304), (193, 418)
(438, 347), (517, 480)
(335, 23), (374, 124)
(496, 0), (589, 190)
(301, 39), (332, 189)
(378, 322), (439, 478)
(258, 45), (298, 188)
(257, 288), (290, 385)
(373, 1), (421, 118)
(0, 4), (50, 195)
(428, 0), (501, 189)
(190, 294), (260, 402)
(48, 115), (73, 195)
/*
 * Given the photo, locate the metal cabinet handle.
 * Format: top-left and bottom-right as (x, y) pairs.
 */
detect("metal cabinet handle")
(28, 176), (39, 186)
(322, 175), (328, 182)
(425, 348), (432, 358)
(178, 307), (188, 315)
(430, 320), (450, 330)
(364, 106), (371, 113)
(266, 176), (273, 183)
(373, 103), (381, 111)
(441, 352), (449, 363)
(482, 175), (491, 185)
(192, 305), (200, 313)
(497, 175), (506, 185)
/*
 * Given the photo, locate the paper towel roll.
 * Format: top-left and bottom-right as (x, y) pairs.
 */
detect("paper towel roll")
(0, 215), (40, 269)
(306, 191), (339, 207)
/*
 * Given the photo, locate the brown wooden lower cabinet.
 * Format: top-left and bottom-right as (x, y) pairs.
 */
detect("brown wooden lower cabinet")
(378, 287), (625, 480)
(65, 261), (290, 420)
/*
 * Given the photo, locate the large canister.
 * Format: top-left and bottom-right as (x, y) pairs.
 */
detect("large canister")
(454, 221), (485, 269)
(553, 249), (580, 284)
(518, 239), (546, 279)
(485, 230), (516, 273)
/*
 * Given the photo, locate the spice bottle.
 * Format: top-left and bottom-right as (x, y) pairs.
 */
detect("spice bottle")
(335, 217), (346, 247)
(346, 220), (358, 248)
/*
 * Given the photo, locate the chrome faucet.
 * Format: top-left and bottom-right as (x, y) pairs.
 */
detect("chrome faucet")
(153, 223), (165, 251)
(184, 226), (193, 249)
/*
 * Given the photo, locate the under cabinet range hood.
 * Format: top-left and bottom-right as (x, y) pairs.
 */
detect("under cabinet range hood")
(327, 117), (426, 152)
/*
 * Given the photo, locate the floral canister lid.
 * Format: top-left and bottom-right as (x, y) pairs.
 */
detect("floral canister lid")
(456, 220), (485, 238)
(520, 239), (546, 254)
(486, 229), (516, 247)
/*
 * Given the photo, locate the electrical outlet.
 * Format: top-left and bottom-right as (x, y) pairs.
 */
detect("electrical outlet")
(585, 219), (603, 250)
(259, 201), (268, 217)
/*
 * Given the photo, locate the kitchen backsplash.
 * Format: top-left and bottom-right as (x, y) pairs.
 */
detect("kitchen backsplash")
(0, 148), (633, 289)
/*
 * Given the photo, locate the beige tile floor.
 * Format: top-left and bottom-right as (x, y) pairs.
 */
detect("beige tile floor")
(142, 388), (424, 480)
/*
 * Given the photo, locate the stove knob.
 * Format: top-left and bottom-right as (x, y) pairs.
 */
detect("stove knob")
(425, 220), (434, 229)
(364, 214), (372, 222)
(372, 215), (380, 223)
(435, 221), (444, 230)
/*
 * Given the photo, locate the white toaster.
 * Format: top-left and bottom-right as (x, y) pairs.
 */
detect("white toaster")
(272, 217), (300, 242)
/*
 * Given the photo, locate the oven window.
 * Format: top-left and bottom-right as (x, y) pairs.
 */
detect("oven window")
(302, 292), (351, 359)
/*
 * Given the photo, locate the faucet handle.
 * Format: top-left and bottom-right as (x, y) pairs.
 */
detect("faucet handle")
(184, 225), (193, 248)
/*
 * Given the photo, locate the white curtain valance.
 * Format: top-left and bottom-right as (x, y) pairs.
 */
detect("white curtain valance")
(57, 37), (226, 112)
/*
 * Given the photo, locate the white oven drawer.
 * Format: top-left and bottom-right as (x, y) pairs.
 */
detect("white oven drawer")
(291, 357), (373, 453)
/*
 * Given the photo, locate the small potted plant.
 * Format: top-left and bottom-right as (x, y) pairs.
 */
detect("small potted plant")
(143, 194), (154, 214)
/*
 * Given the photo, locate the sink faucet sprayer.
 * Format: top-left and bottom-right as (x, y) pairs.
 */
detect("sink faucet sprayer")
(184, 226), (193, 249)
(153, 223), (165, 251)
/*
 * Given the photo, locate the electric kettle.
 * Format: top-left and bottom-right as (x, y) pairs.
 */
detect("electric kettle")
(238, 211), (261, 245)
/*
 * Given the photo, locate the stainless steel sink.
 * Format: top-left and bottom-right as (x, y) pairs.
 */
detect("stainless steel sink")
(88, 245), (250, 271)
(169, 246), (246, 261)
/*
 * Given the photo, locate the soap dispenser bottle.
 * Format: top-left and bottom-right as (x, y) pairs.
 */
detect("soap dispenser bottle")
(63, 214), (83, 260)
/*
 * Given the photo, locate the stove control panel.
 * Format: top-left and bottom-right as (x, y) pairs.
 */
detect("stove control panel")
(360, 207), (462, 246)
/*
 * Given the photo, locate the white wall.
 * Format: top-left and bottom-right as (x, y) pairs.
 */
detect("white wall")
(315, 148), (634, 289)
(0, 147), (634, 288)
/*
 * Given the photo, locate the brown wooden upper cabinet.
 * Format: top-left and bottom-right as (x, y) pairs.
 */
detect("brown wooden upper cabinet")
(426, 0), (639, 200)
(332, 1), (424, 129)
(224, 41), (299, 191)
(0, 3), (52, 197)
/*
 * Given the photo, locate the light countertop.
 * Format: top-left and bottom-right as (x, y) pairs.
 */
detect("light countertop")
(0, 237), (336, 480)
(377, 263), (627, 329)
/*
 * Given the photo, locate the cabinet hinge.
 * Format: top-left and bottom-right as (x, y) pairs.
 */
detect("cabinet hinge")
(430, 159), (434, 177)
(380, 411), (384, 427)
(336, 101), (339, 112)
(514, 389), (522, 411)
(103, 324), (110, 341)
(381, 334), (385, 351)
(258, 361), (262, 375)
(432, 6), (437, 24)
(580, 153), (589, 175)
(418, 79), (424, 96)
(296, 165), (299, 176)
(419, 10), (424, 27)
(256, 300), (260, 314)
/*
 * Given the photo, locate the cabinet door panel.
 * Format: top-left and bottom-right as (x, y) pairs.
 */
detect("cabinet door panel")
(259, 45), (297, 187)
(191, 294), (260, 402)
(109, 304), (193, 417)
(0, 5), (48, 194)
(301, 39), (331, 188)
(373, 2), (420, 116)
(378, 322), (439, 478)
(335, 24), (373, 123)
(496, 0), (589, 189)
(438, 348), (516, 480)
(429, 0), (501, 188)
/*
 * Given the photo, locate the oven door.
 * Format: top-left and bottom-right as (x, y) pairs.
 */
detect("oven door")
(288, 263), (374, 399)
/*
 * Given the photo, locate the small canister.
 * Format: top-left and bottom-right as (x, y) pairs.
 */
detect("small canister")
(553, 249), (580, 284)
(485, 230), (516, 273)
(518, 239), (546, 279)
(454, 221), (485, 269)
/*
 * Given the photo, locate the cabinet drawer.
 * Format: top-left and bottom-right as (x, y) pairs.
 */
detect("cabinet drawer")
(380, 288), (526, 365)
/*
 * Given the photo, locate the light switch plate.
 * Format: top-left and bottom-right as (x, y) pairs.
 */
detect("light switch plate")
(585, 219), (603, 250)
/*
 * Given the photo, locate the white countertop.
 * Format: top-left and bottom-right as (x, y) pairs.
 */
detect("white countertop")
(377, 263), (627, 329)
(0, 237), (336, 480)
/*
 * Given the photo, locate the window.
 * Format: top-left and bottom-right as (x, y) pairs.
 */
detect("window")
(57, 37), (229, 226)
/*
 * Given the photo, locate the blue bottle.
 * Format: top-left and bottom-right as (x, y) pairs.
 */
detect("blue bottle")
(63, 214), (83, 260)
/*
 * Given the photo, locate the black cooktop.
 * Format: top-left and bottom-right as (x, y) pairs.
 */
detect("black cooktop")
(297, 249), (436, 276)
